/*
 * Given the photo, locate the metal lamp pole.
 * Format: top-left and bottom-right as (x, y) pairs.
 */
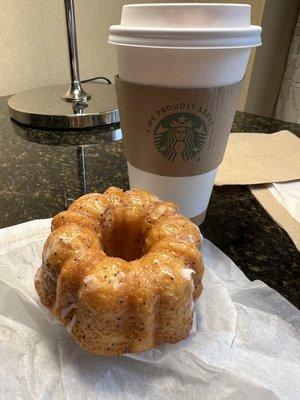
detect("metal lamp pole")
(63, 0), (91, 102)
(8, 0), (119, 129)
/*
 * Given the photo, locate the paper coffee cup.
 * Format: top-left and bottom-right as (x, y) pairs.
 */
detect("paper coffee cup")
(109, 3), (262, 223)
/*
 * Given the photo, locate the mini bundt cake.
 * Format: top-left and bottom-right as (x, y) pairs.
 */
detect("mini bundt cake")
(35, 187), (204, 356)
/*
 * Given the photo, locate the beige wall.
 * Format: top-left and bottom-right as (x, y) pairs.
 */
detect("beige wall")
(0, 0), (190, 96)
(0, 0), (297, 118)
(246, 0), (300, 117)
(275, 11), (300, 123)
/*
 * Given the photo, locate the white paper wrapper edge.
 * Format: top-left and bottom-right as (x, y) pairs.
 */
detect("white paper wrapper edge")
(268, 180), (300, 223)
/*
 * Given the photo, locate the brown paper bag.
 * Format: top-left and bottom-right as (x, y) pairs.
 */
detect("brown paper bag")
(216, 131), (300, 185)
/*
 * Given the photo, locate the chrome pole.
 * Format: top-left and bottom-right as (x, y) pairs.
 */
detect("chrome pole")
(62, 0), (91, 102)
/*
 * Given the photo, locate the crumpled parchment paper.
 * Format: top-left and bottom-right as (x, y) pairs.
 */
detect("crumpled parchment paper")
(0, 219), (299, 400)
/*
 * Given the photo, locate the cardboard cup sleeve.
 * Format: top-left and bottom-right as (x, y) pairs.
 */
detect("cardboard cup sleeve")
(115, 76), (243, 178)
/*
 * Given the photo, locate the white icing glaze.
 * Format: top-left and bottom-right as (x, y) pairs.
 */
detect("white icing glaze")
(113, 271), (125, 289)
(186, 233), (197, 243)
(84, 275), (100, 291)
(44, 234), (72, 261)
(158, 267), (174, 278)
(67, 313), (77, 333)
(58, 234), (73, 244)
(181, 268), (195, 280)
(190, 299), (194, 312)
(164, 270), (174, 278)
(182, 268), (195, 311)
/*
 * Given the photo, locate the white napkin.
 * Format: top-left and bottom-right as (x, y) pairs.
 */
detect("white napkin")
(0, 219), (299, 400)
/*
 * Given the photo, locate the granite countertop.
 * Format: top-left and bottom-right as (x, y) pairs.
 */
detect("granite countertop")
(0, 96), (299, 307)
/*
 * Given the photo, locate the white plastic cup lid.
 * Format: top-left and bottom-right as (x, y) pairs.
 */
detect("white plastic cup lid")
(109, 3), (262, 49)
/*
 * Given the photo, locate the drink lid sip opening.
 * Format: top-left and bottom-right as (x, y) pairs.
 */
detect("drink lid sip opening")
(109, 3), (262, 49)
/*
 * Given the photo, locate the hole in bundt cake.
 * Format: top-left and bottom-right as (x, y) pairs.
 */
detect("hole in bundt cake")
(100, 220), (146, 262)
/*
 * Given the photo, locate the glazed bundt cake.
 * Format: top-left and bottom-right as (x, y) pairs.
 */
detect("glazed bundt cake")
(35, 187), (204, 356)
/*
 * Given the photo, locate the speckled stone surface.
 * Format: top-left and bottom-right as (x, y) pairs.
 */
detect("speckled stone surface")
(0, 97), (299, 307)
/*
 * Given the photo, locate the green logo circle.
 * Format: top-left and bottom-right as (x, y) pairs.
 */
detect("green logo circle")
(153, 112), (207, 162)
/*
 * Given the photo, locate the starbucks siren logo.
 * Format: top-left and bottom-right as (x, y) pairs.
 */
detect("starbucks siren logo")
(153, 112), (208, 162)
